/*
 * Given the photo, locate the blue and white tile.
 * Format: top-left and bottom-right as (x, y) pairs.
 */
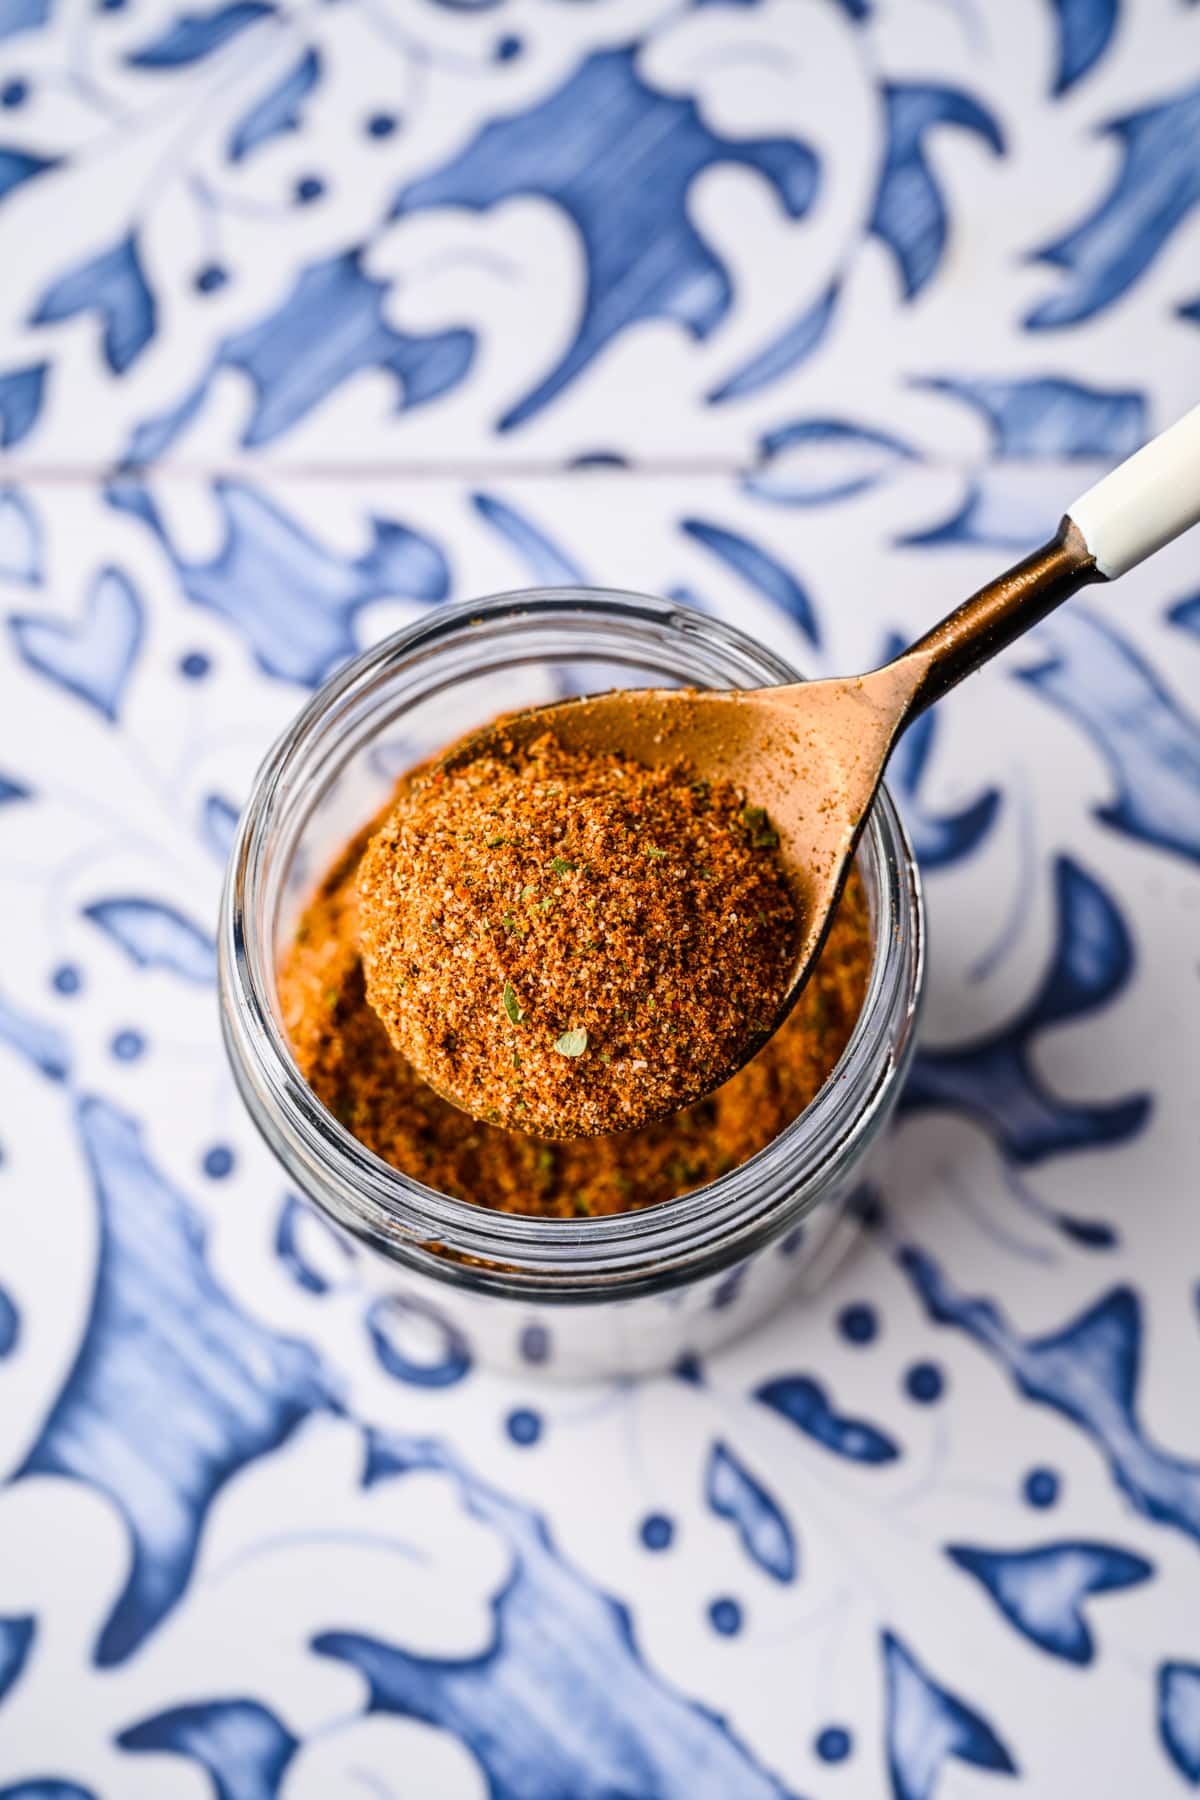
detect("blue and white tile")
(1, 0), (1198, 469)
(2, 468), (1200, 1792)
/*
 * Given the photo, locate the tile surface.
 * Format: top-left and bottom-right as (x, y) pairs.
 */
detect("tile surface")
(2, 1), (1200, 1795)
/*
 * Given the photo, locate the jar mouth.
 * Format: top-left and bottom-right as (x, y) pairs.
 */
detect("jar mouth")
(219, 589), (924, 1296)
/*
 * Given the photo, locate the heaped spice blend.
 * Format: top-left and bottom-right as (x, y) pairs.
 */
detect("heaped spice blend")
(356, 730), (799, 1137)
(279, 798), (873, 1220)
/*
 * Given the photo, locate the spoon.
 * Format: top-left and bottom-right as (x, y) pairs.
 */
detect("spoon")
(445, 400), (1200, 1099)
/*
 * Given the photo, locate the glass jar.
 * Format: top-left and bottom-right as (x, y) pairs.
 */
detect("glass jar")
(219, 590), (924, 1380)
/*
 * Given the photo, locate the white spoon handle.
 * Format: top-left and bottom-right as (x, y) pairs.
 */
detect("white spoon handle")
(1067, 400), (1200, 580)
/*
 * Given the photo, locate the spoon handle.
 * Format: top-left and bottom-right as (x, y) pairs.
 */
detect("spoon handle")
(1068, 399), (1200, 578)
(894, 400), (1200, 714)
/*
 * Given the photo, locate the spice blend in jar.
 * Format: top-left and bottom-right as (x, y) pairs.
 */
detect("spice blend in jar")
(356, 730), (800, 1137)
(280, 750), (874, 1221)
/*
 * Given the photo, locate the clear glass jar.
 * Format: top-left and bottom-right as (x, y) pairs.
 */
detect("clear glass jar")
(219, 590), (924, 1380)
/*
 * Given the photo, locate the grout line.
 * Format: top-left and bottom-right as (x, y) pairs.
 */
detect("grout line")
(0, 460), (978, 489)
(4, 458), (762, 482)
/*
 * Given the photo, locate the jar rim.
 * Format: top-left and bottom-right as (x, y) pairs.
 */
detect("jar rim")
(219, 588), (924, 1297)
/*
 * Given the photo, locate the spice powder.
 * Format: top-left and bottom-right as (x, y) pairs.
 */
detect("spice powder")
(356, 731), (800, 1138)
(280, 779), (873, 1221)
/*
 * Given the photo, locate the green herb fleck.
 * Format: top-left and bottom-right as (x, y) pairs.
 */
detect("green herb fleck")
(741, 803), (779, 849)
(502, 980), (524, 1026)
(521, 884), (536, 903)
(486, 834), (508, 848)
(554, 1027), (588, 1057)
(600, 1051), (612, 1065)
(512, 1048), (521, 1069)
(539, 896), (555, 915)
(645, 844), (666, 860)
(548, 855), (577, 876)
(536, 1147), (555, 1174)
(574, 1196), (593, 1217)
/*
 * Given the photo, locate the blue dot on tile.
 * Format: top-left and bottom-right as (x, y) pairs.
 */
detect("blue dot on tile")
(1, 78), (29, 108)
(366, 112), (397, 138)
(97, 0), (127, 12)
(494, 33), (522, 60)
(708, 1596), (742, 1636)
(294, 174), (324, 204)
(505, 1407), (542, 1447)
(904, 1360), (945, 1404)
(518, 1323), (550, 1364)
(51, 963), (82, 996)
(816, 1725), (853, 1764)
(639, 1512), (674, 1551)
(202, 1144), (235, 1180)
(178, 650), (211, 680)
(838, 1302), (877, 1345)
(111, 1029), (145, 1062)
(193, 263), (228, 295)
(1023, 1466), (1060, 1508)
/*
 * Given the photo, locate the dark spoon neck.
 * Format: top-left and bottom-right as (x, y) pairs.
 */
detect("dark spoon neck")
(886, 516), (1104, 719)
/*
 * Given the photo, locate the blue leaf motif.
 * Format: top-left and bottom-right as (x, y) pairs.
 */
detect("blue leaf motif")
(125, 250), (473, 460)
(201, 792), (240, 861)
(126, 0), (274, 67)
(275, 1193), (352, 1296)
(313, 1431), (797, 1800)
(681, 519), (819, 645)
(882, 1630), (1017, 1800)
(31, 235), (155, 375)
(0, 0), (50, 41)
(83, 897), (217, 984)
(1048, 0), (1119, 95)
(9, 566), (142, 721)
(0, 1776), (81, 1799)
(0, 991), (70, 1080)
(392, 45), (819, 430)
(0, 1616), (34, 1706)
(870, 85), (1005, 300)
(901, 1248), (1200, 1552)
(0, 488), (42, 584)
(0, 1284), (19, 1355)
(1026, 83), (1200, 329)
(747, 418), (917, 506)
(1020, 608), (1200, 866)
(229, 46), (320, 163)
(916, 375), (1145, 460)
(708, 279), (839, 406)
(902, 856), (1150, 1163)
(0, 773), (30, 804)
(1159, 1663), (1200, 1786)
(16, 1095), (338, 1664)
(118, 1699), (297, 1799)
(0, 363), (46, 449)
(0, 145), (57, 205)
(947, 1540), (1153, 1663)
(755, 1374), (900, 1464)
(705, 1441), (796, 1582)
(365, 1294), (472, 1388)
(108, 479), (450, 685)
(472, 492), (586, 585)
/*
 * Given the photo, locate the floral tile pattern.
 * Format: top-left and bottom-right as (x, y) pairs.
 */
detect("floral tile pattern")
(2, 1), (1200, 1795)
